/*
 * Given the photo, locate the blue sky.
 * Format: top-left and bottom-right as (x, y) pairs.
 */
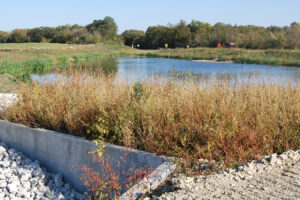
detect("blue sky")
(1, 0), (299, 33)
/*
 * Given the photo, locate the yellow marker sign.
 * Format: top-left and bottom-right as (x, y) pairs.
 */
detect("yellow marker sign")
(165, 44), (168, 48)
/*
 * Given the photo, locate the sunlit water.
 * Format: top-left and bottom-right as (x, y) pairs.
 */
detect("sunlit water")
(31, 58), (300, 85)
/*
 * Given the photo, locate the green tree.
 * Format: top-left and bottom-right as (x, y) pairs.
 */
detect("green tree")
(173, 20), (191, 47)
(8, 29), (27, 43)
(0, 31), (9, 43)
(52, 26), (72, 43)
(277, 33), (287, 49)
(27, 28), (44, 42)
(41, 27), (56, 41)
(122, 30), (145, 46)
(285, 22), (300, 49)
(86, 16), (118, 40)
(188, 20), (212, 47)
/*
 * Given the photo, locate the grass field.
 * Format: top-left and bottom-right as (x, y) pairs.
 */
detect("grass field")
(1, 43), (300, 65)
(0, 43), (69, 49)
(0, 43), (142, 62)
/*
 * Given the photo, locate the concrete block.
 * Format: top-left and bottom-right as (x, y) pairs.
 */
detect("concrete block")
(0, 120), (176, 197)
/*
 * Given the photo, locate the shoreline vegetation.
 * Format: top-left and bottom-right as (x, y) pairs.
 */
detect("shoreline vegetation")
(1, 43), (300, 92)
(1, 73), (299, 172)
(1, 43), (299, 65)
(142, 48), (300, 67)
(193, 59), (234, 63)
(0, 43), (299, 79)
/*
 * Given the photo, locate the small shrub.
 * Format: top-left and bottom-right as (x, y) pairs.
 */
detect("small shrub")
(133, 82), (144, 101)
(217, 56), (226, 61)
(80, 143), (153, 199)
(56, 56), (69, 67)
(267, 58), (281, 66)
(22, 59), (52, 73)
(145, 53), (158, 57)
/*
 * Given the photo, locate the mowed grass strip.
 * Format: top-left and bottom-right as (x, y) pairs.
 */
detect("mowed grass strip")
(1, 73), (299, 170)
(0, 43), (143, 62)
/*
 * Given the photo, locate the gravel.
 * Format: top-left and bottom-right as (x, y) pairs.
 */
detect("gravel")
(0, 143), (86, 200)
(148, 150), (300, 200)
(0, 93), (18, 112)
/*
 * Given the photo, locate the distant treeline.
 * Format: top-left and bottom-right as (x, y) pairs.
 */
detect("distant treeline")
(0, 17), (299, 49)
(122, 20), (300, 49)
(0, 16), (119, 44)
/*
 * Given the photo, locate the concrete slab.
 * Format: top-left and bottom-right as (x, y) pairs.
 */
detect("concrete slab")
(0, 120), (176, 198)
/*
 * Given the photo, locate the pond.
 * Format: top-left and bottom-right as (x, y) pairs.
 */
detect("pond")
(31, 58), (300, 84)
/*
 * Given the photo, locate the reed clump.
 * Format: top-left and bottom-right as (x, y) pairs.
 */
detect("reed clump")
(1, 73), (299, 169)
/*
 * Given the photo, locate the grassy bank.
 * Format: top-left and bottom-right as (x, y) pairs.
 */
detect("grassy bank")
(142, 48), (300, 67)
(1, 43), (300, 66)
(0, 43), (142, 62)
(0, 43), (144, 92)
(0, 52), (121, 90)
(1, 73), (299, 171)
(1, 44), (300, 87)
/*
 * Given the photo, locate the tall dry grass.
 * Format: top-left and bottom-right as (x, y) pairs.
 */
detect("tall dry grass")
(1, 73), (299, 169)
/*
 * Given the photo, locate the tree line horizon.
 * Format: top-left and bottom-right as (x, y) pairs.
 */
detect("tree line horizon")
(0, 16), (299, 49)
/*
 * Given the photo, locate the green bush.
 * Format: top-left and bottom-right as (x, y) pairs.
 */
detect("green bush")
(23, 59), (52, 73)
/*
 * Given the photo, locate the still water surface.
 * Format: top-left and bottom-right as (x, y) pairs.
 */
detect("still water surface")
(31, 58), (300, 84)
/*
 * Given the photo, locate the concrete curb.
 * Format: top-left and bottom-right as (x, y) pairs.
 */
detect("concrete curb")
(121, 159), (176, 199)
(0, 120), (176, 198)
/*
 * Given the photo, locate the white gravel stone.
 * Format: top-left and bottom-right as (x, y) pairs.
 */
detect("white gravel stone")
(0, 146), (6, 155)
(0, 93), (18, 112)
(0, 180), (7, 188)
(269, 153), (280, 165)
(7, 183), (18, 193)
(54, 174), (64, 188)
(149, 150), (300, 200)
(0, 144), (86, 199)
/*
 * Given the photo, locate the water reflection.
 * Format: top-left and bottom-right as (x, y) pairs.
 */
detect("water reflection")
(294, 72), (300, 83)
(71, 57), (117, 75)
(115, 58), (300, 85)
(31, 57), (300, 85)
(31, 57), (117, 83)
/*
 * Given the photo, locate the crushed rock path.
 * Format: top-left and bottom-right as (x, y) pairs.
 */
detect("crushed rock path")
(149, 150), (300, 200)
